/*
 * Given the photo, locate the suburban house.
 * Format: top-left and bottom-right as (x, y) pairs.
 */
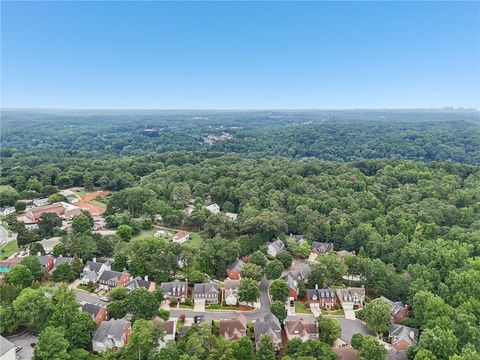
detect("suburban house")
(92, 319), (131, 353)
(307, 287), (338, 309)
(224, 278), (240, 305)
(219, 315), (247, 340)
(172, 230), (190, 244)
(0, 335), (16, 360)
(337, 250), (355, 259)
(25, 202), (81, 223)
(336, 287), (366, 309)
(81, 259), (111, 284)
(53, 256), (74, 271)
(254, 314), (282, 351)
(158, 320), (176, 348)
(160, 280), (188, 300)
(184, 205), (195, 216)
(125, 276), (156, 292)
(267, 240), (286, 257)
(81, 303), (109, 327)
(226, 259), (245, 279)
(98, 270), (132, 290)
(225, 212), (238, 221)
(205, 203), (220, 214)
(311, 242), (334, 255)
(0, 257), (22, 274)
(290, 234), (305, 244)
(389, 324), (419, 351)
(282, 273), (299, 301)
(288, 262), (312, 281)
(379, 296), (410, 324)
(38, 237), (61, 254)
(333, 345), (358, 360)
(285, 318), (319, 342)
(194, 282), (220, 304)
(37, 255), (55, 273)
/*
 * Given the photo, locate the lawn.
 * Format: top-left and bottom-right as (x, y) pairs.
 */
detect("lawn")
(0, 241), (20, 259)
(90, 199), (107, 208)
(131, 227), (204, 248)
(295, 302), (312, 314)
(329, 308), (345, 316)
(73, 189), (87, 196)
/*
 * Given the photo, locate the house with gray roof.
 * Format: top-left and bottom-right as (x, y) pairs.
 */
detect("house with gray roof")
(389, 324), (419, 351)
(160, 280), (188, 300)
(98, 270), (132, 290)
(267, 240), (286, 257)
(126, 276), (156, 292)
(81, 259), (111, 285)
(92, 319), (131, 353)
(311, 242), (334, 255)
(254, 313), (282, 351)
(81, 303), (108, 327)
(379, 296), (410, 324)
(307, 287), (338, 309)
(194, 282), (220, 304)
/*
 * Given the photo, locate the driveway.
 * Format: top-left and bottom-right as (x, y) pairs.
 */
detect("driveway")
(6, 332), (37, 360)
(193, 301), (205, 312)
(343, 304), (356, 320)
(335, 318), (372, 343)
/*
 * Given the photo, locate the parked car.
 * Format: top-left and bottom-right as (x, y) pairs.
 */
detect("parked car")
(100, 296), (110, 302)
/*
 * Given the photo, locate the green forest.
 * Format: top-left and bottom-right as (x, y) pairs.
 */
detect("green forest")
(0, 110), (479, 360)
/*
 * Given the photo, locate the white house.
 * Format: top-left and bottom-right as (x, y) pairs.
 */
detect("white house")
(224, 278), (240, 305)
(205, 203), (220, 214)
(0, 336), (16, 360)
(92, 319), (131, 353)
(267, 240), (286, 257)
(38, 237), (61, 254)
(172, 230), (190, 244)
(225, 212), (238, 221)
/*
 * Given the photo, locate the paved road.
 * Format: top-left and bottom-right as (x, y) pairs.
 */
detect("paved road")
(0, 225), (9, 246)
(336, 318), (372, 343)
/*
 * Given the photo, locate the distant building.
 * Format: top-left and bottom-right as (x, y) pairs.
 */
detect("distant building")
(336, 287), (366, 309)
(158, 320), (176, 348)
(81, 303), (109, 327)
(205, 203), (220, 214)
(125, 276), (156, 292)
(379, 296), (410, 324)
(220, 315), (247, 340)
(194, 282), (220, 304)
(172, 230), (190, 244)
(25, 202), (81, 223)
(254, 314), (282, 351)
(282, 273), (299, 301)
(290, 234), (305, 244)
(226, 259), (245, 279)
(225, 212), (238, 221)
(38, 237), (61, 254)
(36, 255), (55, 273)
(267, 240), (286, 257)
(311, 242), (334, 255)
(92, 319), (131, 353)
(389, 324), (419, 351)
(285, 318), (318, 342)
(224, 278), (240, 305)
(81, 259), (111, 285)
(307, 287), (337, 309)
(98, 270), (132, 290)
(160, 280), (188, 300)
(0, 257), (22, 274)
(143, 128), (159, 137)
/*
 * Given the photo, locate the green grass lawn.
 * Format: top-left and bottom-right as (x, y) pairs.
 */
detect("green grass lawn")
(0, 241), (20, 259)
(73, 189), (87, 196)
(295, 302), (312, 314)
(131, 227), (204, 248)
(329, 308), (345, 316)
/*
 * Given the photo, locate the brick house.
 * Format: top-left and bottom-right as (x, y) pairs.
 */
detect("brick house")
(81, 303), (109, 327)
(307, 287), (338, 309)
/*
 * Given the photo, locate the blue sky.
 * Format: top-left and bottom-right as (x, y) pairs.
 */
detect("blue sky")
(1, 1), (479, 109)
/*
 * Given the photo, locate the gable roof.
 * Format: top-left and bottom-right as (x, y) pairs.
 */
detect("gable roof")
(194, 282), (220, 295)
(379, 296), (407, 317)
(84, 260), (106, 274)
(268, 240), (286, 253)
(227, 259), (245, 273)
(160, 280), (188, 293)
(219, 315), (247, 340)
(98, 270), (128, 282)
(162, 320), (176, 335)
(285, 318), (317, 337)
(282, 274), (299, 293)
(308, 287), (337, 301)
(81, 303), (103, 319)
(389, 324), (419, 346)
(224, 278), (240, 291)
(173, 230), (189, 239)
(93, 319), (130, 343)
(311, 242), (334, 253)
(126, 276), (153, 290)
(254, 313), (281, 344)
(55, 256), (74, 266)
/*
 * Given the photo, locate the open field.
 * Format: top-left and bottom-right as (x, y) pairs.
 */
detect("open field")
(132, 226), (204, 248)
(74, 190), (111, 216)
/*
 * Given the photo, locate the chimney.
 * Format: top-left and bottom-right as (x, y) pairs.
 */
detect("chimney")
(315, 284), (318, 290)
(144, 275), (149, 281)
(93, 257), (97, 263)
(37, 252), (41, 257)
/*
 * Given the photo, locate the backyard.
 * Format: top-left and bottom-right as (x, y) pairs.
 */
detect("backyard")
(132, 226), (204, 248)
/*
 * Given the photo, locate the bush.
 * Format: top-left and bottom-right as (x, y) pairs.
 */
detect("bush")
(158, 309), (170, 320)
(170, 298), (178, 306)
(184, 298), (193, 306)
